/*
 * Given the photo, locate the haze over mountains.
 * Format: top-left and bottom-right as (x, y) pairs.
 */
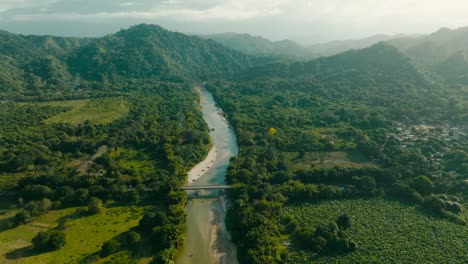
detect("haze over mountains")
(1, 23), (468, 95)
(204, 26), (468, 85)
(388, 26), (468, 84)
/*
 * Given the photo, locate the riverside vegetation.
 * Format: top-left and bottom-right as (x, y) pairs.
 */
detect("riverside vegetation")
(0, 24), (467, 263)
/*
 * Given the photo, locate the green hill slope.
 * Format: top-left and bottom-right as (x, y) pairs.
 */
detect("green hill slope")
(387, 27), (468, 84)
(202, 32), (316, 59)
(0, 24), (263, 93)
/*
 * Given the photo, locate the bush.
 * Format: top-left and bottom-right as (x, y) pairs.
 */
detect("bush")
(152, 247), (176, 264)
(88, 197), (103, 214)
(101, 239), (120, 257)
(423, 195), (446, 213)
(410, 176), (433, 195)
(14, 210), (31, 225)
(123, 231), (141, 246)
(32, 230), (66, 251)
(336, 213), (353, 230)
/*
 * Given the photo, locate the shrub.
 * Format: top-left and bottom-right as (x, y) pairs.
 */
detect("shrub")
(423, 195), (446, 213)
(88, 197), (103, 214)
(410, 176), (433, 195)
(32, 230), (66, 251)
(14, 210), (31, 225)
(336, 213), (353, 230)
(123, 231), (141, 246)
(101, 239), (120, 257)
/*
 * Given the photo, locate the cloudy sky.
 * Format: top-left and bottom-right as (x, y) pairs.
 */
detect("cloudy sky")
(1, 0), (468, 43)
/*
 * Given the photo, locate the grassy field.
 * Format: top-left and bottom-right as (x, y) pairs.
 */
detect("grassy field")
(108, 148), (156, 176)
(40, 98), (129, 125)
(0, 206), (143, 264)
(282, 198), (468, 263)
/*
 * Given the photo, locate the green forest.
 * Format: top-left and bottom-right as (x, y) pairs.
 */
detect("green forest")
(207, 43), (467, 263)
(0, 23), (467, 264)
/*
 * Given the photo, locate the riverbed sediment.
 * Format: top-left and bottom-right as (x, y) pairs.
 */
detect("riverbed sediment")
(175, 87), (239, 264)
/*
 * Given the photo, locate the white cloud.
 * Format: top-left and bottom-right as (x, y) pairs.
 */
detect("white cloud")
(0, 0), (60, 12)
(120, 2), (135, 7)
(2, 0), (468, 42)
(7, 0), (285, 21)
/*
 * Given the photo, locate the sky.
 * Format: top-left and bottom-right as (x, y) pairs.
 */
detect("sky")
(1, 0), (468, 43)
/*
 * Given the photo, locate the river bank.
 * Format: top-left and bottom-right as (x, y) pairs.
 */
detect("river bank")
(186, 145), (217, 183)
(175, 87), (239, 264)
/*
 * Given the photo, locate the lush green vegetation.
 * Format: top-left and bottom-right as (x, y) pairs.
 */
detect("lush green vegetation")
(0, 206), (144, 263)
(209, 43), (467, 263)
(1, 23), (467, 264)
(41, 98), (129, 125)
(0, 80), (211, 262)
(283, 199), (468, 263)
(202, 33), (315, 59)
(0, 24), (268, 94)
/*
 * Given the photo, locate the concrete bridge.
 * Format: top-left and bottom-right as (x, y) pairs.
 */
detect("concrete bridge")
(181, 185), (232, 191)
(181, 185), (232, 196)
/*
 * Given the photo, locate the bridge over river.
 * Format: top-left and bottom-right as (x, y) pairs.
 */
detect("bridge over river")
(181, 185), (231, 191)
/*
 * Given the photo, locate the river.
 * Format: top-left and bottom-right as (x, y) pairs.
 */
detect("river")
(175, 87), (239, 264)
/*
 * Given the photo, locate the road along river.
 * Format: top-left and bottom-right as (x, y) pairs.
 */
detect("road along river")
(175, 87), (239, 264)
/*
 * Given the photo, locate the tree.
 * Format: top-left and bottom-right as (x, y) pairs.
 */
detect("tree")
(315, 222), (339, 240)
(101, 239), (120, 257)
(410, 176), (433, 195)
(14, 210), (31, 225)
(32, 230), (66, 251)
(38, 198), (52, 214)
(352, 176), (376, 194)
(423, 195), (446, 213)
(153, 247), (176, 264)
(336, 213), (352, 230)
(88, 197), (103, 214)
(123, 231), (141, 246)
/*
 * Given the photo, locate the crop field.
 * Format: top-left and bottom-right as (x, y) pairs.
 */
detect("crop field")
(40, 98), (129, 125)
(282, 198), (468, 263)
(0, 206), (143, 264)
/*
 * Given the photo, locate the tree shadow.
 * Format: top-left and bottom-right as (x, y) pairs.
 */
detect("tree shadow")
(0, 217), (15, 232)
(5, 246), (38, 260)
(57, 208), (92, 222)
(79, 228), (155, 263)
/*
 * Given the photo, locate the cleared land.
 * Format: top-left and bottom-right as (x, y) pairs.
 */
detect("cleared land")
(41, 98), (129, 125)
(0, 206), (143, 264)
(282, 198), (468, 263)
(286, 151), (377, 170)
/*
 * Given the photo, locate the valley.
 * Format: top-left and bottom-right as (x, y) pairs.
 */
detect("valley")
(0, 21), (466, 264)
(176, 87), (238, 264)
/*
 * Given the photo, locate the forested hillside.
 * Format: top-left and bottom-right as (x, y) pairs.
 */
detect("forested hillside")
(208, 43), (467, 263)
(387, 26), (468, 84)
(0, 24), (263, 94)
(202, 32), (315, 59)
(307, 34), (401, 57)
(236, 43), (465, 123)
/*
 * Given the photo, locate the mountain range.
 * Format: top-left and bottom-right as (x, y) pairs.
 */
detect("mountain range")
(1, 24), (468, 94)
(0, 24), (262, 93)
(204, 27), (468, 85)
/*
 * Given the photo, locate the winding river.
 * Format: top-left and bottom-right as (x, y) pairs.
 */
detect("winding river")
(175, 87), (239, 264)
